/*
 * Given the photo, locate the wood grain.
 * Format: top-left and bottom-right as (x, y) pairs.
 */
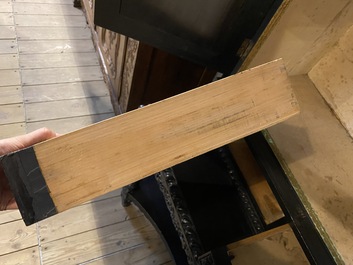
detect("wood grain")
(20, 52), (99, 69)
(14, 14), (87, 27)
(16, 27), (91, 40)
(38, 196), (142, 243)
(0, 104), (25, 125)
(0, 246), (40, 265)
(0, 54), (19, 70)
(26, 114), (114, 134)
(13, 3), (83, 16)
(0, 13), (14, 26)
(23, 81), (109, 103)
(31, 59), (299, 212)
(21, 66), (103, 86)
(0, 86), (22, 105)
(0, 69), (20, 86)
(0, 122), (26, 138)
(268, 75), (353, 264)
(0, 40), (17, 54)
(25, 97), (113, 122)
(229, 139), (284, 224)
(0, 220), (37, 255)
(18, 40), (95, 54)
(40, 215), (166, 265)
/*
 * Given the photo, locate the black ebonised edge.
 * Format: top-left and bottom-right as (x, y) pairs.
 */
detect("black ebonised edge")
(246, 131), (339, 265)
(1, 147), (57, 226)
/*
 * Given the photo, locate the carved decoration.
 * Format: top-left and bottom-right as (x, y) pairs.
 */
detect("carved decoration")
(119, 38), (139, 112)
(88, 0), (93, 9)
(155, 169), (208, 265)
(217, 146), (265, 234)
(95, 26), (138, 112)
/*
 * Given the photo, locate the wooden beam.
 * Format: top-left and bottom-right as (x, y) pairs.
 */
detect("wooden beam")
(227, 224), (291, 251)
(229, 139), (284, 225)
(1, 59), (299, 225)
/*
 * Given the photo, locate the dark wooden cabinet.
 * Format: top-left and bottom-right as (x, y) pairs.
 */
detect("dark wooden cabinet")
(95, 0), (283, 74)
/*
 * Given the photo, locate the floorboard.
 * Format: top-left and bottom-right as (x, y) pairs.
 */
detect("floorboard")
(18, 40), (95, 54)
(0, 210), (22, 224)
(17, 26), (92, 40)
(0, 54), (18, 69)
(81, 243), (172, 265)
(20, 52), (99, 69)
(0, 69), (20, 86)
(23, 81), (109, 103)
(0, 86), (22, 104)
(40, 216), (166, 265)
(0, 1), (12, 13)
(0, 13), (14, 25)
(0, 103), (25, 125)
(26, 114), (114, 134)
(0, 220), (38, 256)
(14, 0), (73, 4)
(14, 14), (87, 27)
(25, 97), (113, 122)
(13, 3), (84, 16)
(0, 25), (16, 39)
(38, 197), (142, 243)
(0, 246), (40, 265)
(0, 40), (17, 54)
(0, 122), (26, 138)
(21, 66), (103, 86)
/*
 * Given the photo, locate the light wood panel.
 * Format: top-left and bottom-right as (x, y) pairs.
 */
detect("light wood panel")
(0, 40), (17, 54)
(0, 220), (37, 255)
(229, 139), (284, 224)
(23, 81), (109, 103)
(17, 27), (91, 40)
(21, 66), (103, 86)
(26, 59), (299, 214)
(38, 196), (142, 243)
(0, 246), (40, 265)
(0, 122), (26, 138)
(309, 25), (353, 137)
(0, 210), (22, 224)
(229, 225), (309, 265)
(14, 0), (72, 3)
(0, 54), (18, 69)
(227, 224), (291, 250)
(268, 75), (352, 264)
(25, 97), (113, 122)
(20, 52), (99, 69)
(18, 40), (95, 54)
(0, 25), (15, 39)
(40, 216), (166, 265)
(0, 69), (20, 86)
(0, 86), (22, 104)
(247, 0), (351, 75)
(0, 104), (25, 125)
(0, 13), (14, 25)
(0, 1), (12, 13)
(13, 2), (83, 16)
(14, 14), (87, 27)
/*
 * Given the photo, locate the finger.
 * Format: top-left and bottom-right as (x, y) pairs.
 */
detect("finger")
(14, 127), (57, 147)
(0, 128), (58, 155)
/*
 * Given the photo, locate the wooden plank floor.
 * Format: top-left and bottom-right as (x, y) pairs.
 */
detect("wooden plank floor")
(0, 0), (172, 264)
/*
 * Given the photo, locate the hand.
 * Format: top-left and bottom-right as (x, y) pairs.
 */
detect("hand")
(0, 128), (58, 210)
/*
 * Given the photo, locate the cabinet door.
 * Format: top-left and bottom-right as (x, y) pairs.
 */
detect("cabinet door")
(95, 0), (284, 74)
